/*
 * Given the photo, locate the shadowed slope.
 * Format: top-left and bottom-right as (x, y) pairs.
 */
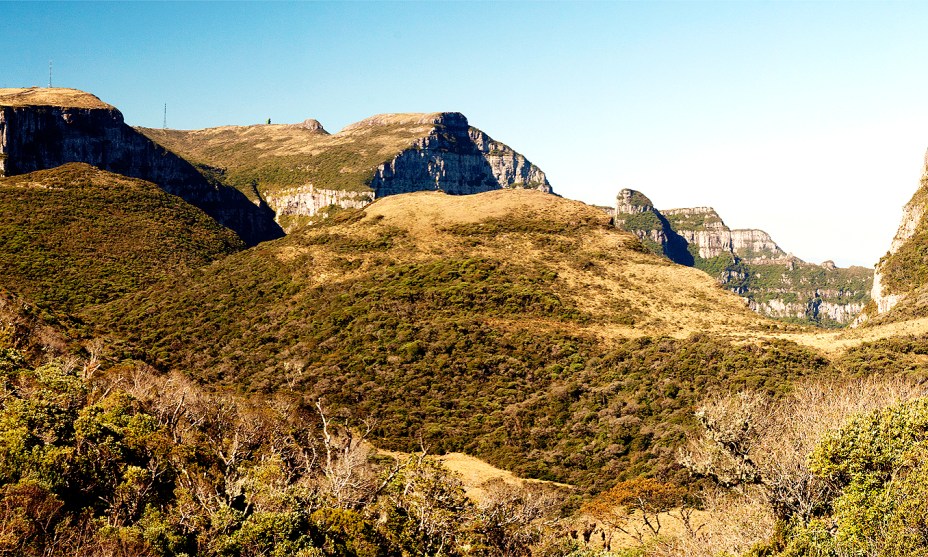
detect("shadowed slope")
(0, 163), (243, 316)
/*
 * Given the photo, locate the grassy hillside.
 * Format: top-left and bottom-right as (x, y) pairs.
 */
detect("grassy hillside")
(0, 87), (114, 109)
(0, 163), (243, 317)
(139, 114), (446, 201)
(86, 189), (834, 490)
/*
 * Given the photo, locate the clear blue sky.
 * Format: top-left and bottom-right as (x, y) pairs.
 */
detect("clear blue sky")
(4, 1), (928, 267)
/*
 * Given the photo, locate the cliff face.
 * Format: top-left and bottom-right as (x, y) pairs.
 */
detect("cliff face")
(141, 112), (552, 230)
(731, 229), (788, 261)
(264, 186), (375, 221)
(369, 117), (550, 197)
(857, 150), (928, 324)
(0, 88), (282, 245)
(614, 188), (872, 326)
(662, 207), (732, 259)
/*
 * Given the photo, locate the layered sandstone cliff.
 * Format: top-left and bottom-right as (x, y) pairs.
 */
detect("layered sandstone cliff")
(0, 88), (281, 245)
(857, 150), (928, 324)
(614, 188), (871, 326)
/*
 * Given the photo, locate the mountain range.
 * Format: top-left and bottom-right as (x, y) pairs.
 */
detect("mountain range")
(4, 87), (928, 556)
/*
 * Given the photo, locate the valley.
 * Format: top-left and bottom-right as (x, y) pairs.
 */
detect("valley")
(3, 87), (928, 556)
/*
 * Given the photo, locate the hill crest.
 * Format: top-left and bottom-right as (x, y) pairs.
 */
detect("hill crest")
(0, 87), (115, 110)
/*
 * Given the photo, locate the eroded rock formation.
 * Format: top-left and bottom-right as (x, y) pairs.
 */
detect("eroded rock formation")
(614, 188), (872, 326)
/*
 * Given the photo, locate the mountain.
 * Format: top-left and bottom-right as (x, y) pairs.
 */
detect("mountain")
(83, 188), (840, 490)
(0, 163), (243, 316)
(139, 112), (552, 231)
(855, 150), (928, 325)
(0, 87), (282, 244)
(614, 188), (872, 327)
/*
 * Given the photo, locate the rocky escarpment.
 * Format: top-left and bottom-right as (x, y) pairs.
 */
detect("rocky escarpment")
(370, 120), (549, 197)
(141, 112), (552, 231)
(614, 188), (872, 326)
(731, 229), (788, 261)
(662, 207), (733, 259)
(856, 149), (928, 324)
(265, 186), (374, 221)
(0, 88), (282, 245)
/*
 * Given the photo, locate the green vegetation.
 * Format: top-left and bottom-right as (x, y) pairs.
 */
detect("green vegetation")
(0, 163), (242, 317)
(0, 334), (565, 556)
(877, 193), (928, 296)
(662, 210), (723, 232)
(617, 211), (662, 233)
(691, 253), (736, 280)
(86, 202), (827, 491)
(741, 394), (928, 556)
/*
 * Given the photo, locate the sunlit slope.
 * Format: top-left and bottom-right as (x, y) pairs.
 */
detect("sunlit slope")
(140, 114), (455, 199)
(139, 112), (549, 209)
(0, 163), (243, 315)
(88, 189), (827, 489)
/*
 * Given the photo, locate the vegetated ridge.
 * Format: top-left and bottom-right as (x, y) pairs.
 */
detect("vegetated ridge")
(858, 149), (928, 325)
(0, 163), (243, 317)
(87, 188), (839, 491)
(0, 87), (282, 244)
(614, 188), (872, 327)
(139, 112), (552, 232)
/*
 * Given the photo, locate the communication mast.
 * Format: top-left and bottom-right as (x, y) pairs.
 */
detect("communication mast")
(48, 60), (52, 88)
(163, 103), (167, 129)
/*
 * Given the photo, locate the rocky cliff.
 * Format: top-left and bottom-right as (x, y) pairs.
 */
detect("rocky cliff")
(731, 229), (788, 261)
(856, 150), (928, 324)
(140, 112), (552, 231)
(369, 114), (550, 197)
(662, 207), (733, 259)
(0, 88), (282, 245)
(614, 188), (872, 326)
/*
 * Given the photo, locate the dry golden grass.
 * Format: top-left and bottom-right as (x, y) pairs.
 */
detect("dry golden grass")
(758, 316), (928, 355)
(361, 189), (772, 340)
(0, 87), (114, 109)
(358, 189), (928, 357)
(138, 113), (441, 199)
(378, 449), (571, 502)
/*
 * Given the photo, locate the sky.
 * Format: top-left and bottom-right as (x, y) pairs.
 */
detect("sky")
(3, 1), (928, 267)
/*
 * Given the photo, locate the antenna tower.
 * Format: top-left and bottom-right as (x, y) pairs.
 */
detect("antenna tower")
(48, 60), (52, 88)
(163, 103), (167, 129)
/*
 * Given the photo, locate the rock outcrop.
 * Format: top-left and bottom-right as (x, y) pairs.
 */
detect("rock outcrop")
(0, 87), (282, 245)
(731, 229), (788, 261)
(856, 149), (928, 324)
(265, 186), (374, 221)
(141, 112), (552, 230)
(662, 207), (732, 259)
(614, 188), (872, 326)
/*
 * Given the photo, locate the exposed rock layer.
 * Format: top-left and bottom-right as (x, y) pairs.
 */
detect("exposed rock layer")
(0, 88), (282, 245)
(614, 188), (872, 326)
(368, 114), (551, 198)
(140, 112), (552, 227)
(858, 149), (928, 324)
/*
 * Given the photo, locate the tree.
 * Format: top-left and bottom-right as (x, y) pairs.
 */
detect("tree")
(582, 477), (683, 548)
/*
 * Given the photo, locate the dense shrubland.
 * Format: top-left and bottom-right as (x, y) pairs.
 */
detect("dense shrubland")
(0, 163), (242, 317)
(0, 335), (574, 556)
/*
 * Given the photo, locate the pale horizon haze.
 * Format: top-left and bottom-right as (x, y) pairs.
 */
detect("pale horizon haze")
(4, 1), (928, 267)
